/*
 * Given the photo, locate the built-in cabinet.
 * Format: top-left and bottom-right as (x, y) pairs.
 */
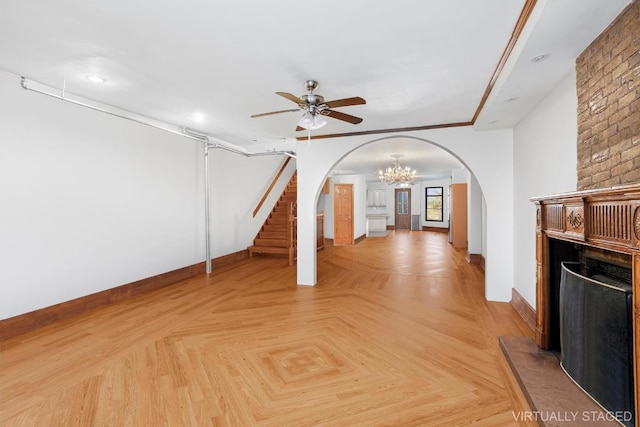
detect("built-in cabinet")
(367, 189), (387, 207)
(449, 183), (467, 248)
(366, 188), (388, 234)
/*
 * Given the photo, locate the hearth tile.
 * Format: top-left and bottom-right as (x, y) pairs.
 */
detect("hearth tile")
(499, 336), (621, 427)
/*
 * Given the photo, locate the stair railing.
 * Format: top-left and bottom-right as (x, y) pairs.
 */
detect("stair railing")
(287, 205), (325, 266)
(253, 157), (292, 218)
(287, 202), (297, 266)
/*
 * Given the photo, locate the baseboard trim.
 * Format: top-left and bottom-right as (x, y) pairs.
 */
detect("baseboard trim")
(466, 252), (485, 271)
(324, 235), (366, 245)
(386, 225), (395, 230)
(0, 249), (249, 340)
(211, 249), (249, 268)
(510, 288), (536, 334)
(422, 226), (448, 233)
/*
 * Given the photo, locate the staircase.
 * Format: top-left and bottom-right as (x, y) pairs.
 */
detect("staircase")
(248, 173), (297, 265)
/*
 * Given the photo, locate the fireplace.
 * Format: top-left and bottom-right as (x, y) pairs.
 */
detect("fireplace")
(531, 185), (640, 427)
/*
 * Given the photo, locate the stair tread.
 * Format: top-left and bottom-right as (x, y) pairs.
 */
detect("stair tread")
(248, 246), (289, 254)
(254, 239), (288, 247)
(259, 232), (286, 239)
(267, 219), (288, 225)
(254, 236), (288, 241)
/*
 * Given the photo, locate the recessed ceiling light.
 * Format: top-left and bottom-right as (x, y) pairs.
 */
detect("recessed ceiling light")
(530, 54), (550, 63)
(86, 75), (106, 83)
(504, 97), (518, 103)
(191, 112), (206, 123)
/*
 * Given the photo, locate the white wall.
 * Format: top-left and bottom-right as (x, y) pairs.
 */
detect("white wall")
(482, 195), (487, 258)
(451, 168), (467, 184)
(0, 69), (289, 319)
(296, 128), (515, 302)
(317, 182), (328, 215)
(318, 180), (333, 238)
(513, 70), (578, 307)
(467, 172), (483, 256)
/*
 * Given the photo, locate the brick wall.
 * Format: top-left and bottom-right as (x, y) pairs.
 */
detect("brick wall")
(576, 0), (640, 190)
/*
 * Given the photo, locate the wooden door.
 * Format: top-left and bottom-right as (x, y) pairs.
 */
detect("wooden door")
(334, 184), (354, 245)
(449, 183), (467, 248)
(395, 188), (411, 230)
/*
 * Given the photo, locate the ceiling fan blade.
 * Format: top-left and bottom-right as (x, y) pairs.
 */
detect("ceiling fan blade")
(323, 97), (366, 109)
(251, 109), (299, 118)
(325, 109), (363, 124)
(276, 92), (302, 104)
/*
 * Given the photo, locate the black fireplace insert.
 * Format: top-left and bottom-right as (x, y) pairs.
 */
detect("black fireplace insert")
(560, 261), (634, 427)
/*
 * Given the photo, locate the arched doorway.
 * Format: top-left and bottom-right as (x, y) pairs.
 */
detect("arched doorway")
(295, 127), (515, 302)
(315, 136), (486, 289)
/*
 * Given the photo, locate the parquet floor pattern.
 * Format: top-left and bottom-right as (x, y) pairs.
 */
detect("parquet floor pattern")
(1, 231), (534, 426)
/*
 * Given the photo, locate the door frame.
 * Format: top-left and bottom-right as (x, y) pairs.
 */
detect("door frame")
(394, 187), (412, 230)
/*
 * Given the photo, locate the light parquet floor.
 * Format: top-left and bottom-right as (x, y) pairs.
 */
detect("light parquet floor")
(1, 231), (535, 426)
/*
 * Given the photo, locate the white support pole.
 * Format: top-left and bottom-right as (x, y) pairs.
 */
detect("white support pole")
(204, 143), (212, 274)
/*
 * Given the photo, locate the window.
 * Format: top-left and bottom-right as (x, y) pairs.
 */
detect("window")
(425, 187), (443, 221)
(397, 190), (408, 214)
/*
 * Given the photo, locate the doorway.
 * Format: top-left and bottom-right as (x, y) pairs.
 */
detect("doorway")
(394, 188), (411, 230)
(333, 183), (354, 245)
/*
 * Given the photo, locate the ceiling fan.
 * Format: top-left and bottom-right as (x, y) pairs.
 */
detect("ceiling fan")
(251, 80), (366, 131)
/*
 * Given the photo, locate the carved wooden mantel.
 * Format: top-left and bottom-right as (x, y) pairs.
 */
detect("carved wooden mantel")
(531, 184), (640, 424)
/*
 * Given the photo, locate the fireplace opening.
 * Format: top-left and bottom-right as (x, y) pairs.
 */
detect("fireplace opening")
(547, 239), (581, 352)
(546, 237), (635, 426)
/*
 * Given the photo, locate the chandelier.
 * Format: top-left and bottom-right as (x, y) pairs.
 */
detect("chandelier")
(378, 154), (417, 185)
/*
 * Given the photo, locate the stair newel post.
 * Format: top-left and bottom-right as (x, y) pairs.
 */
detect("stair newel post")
(288, 201), (297, 266)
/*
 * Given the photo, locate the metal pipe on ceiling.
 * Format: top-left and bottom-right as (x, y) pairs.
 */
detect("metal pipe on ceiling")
(20, 77), (296, 159)
(20, 77), (205, 144)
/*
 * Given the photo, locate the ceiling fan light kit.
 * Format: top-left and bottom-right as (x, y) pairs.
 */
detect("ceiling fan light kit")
(251, 80), (366, 132)
(298, 111), (327, 130)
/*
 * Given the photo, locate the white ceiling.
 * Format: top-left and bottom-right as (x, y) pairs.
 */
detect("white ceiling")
(0, 0), (631, 180)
